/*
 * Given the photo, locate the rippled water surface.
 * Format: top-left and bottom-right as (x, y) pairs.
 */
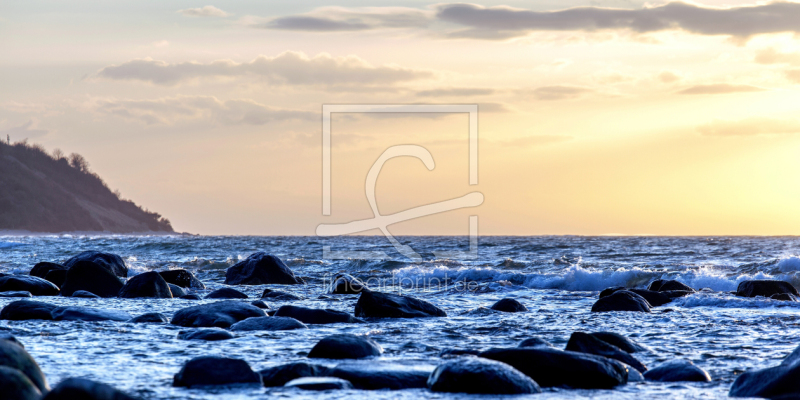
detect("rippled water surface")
(2, 235), (800, 399)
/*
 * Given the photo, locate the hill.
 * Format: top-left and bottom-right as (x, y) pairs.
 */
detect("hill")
(0, 140), (173, 233)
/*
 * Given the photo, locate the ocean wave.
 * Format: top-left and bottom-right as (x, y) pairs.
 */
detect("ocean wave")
(674, 293), (800, 309)
(0, 241), (26, 249)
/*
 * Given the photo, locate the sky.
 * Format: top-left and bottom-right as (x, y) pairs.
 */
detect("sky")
(2, 0), (800, 236)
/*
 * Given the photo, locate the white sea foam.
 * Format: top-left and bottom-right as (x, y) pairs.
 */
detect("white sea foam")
(674, 293), (800, 309)
(778, 257), (800, 272)
(0, 241), (25, 249)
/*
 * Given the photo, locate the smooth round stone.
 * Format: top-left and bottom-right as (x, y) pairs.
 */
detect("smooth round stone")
(230, 316), (307, 331)
(285, 377), (353, 390)
(177, 329), (234, 341)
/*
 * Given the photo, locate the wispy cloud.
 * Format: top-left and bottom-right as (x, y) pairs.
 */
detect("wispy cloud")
(530, 85), (593, 101)
(677, 84), (766, 95)
(0, 120), (48, 139)
(178, 6), (228, 18)
(416, 87), (496, 97)
(698, 117), (800, 136)
(255, 7), (430, 31)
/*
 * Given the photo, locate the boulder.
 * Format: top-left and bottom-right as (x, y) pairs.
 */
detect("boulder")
(118, 271), (172, 299)
(0, 333), (23, 348)
(643, 359), (710, 382)
(0, 339), (48, 392)
(736, 280), (798, 298)
(0, 300), (57, 320)
(60, 261), (123, 298)
(177, 329), (234, 341)
(0, 275), (60, 296)
(589, 332), (646, 353)
(440, 348), (482, 357)
(167, 284), (185, 297)
(730, 345), (800, 398)
(72, 290), (100, 298)
(772, 293), (797, 301)
(261, 289), (301, 301)
(43, 270), (67, 288)
(648, 279), (695, 292)
(179, 294), (201, 300)
(29, 262), (66, 279)
(173, 356), (262, 387)
(518, 337), (553, 348)
(0, 366), (41, 400)
(308, 334), (383, 359)
(224, 252), (302, 285)
(329, 362), (434, 390)
(599, 287), (689, 307)
(63, 251), (128, 278)
(41, 377), (140, 400)
(230, 316), (307, 331)
(274, 305), (360, 324)
(159, 269), (205, 289)
(428, 357), (541, 394)
(285, 377), (353, 390)
(51, 307), (132, 322)
(479, 347), (628, 389)
(171, 301), (266, 328)
(592, 290), (651, 312)
(354, 291), (446, 318)
(327, 274), (368, 294)
(565, 332), (647, 373)
(490, 298), (528, 312)
(260, 362), (332, 387)
(250, 300), (270, 309)
(129, 313), (169, 323)
(0, 291), (32, 298)
(205, 288), (248, 299)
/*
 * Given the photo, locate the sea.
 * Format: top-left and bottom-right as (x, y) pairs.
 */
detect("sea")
(2, 234), (800, 399)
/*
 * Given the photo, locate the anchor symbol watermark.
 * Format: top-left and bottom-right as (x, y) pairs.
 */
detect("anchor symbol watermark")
(316, 105), (483, 261)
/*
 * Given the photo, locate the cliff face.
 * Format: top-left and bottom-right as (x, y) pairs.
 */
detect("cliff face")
(0, 141), (173, 233)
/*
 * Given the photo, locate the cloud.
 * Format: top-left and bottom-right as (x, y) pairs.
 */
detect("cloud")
(530, 85), (593, 100)
(416, 87), (496, 97)
(480, 102), (513, 113)
(677, 84), (766, 95)
(754, 47), (800, 65)
(657, 70), (683, 83)
(95, 52), (433, 86)
(435, 2), (800, 40)
(178, 6), (228, 18)
(0, 120), (48, 139)
(697, 117), (800, 136)
(786, 69), (800, 83)
(91, 95), (315, 125)
(255, 7), (430, 31)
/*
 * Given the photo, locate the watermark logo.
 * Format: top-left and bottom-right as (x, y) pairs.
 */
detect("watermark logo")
(316, 105), (483, 261)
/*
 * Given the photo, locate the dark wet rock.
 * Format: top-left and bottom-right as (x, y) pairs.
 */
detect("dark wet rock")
(177, 329), (234, 341)
(518, 337), (553, 348)
(643, 359), (710, 382)
(274, 305), (360, 324)
(0, 300), (57, 320)
(43, 269), (68, 288)
(0, 333), (23, 347)
(479, 347), (628, 389)
(230, 316), (307, 331)
(772, 293), (797, 301)
(0, 339), (48, 392)
(490, 298), (528, 312)
(173, 356), (261, 387)
(736, 280), (799, 298)
(129, 313), (169, 323)
(29, 262), (66, 279)
(0, 291), (32, 298)
(308, 334), (382, 360)
(159, 269), (205, 289)
(589, 332), (646, 353)
(625, 365), (645, 382)
(285, 377), (353, 390)
(224, 252), (302, 285)
(648, 279), (695, 292)
(440, 348), (482, 357)
(250, 300), (270, 309)
(599, 287), (689, 307)
(261, 289), (301, 301)
(327, 274), (368, 294)
(565, 332), (647, 373)
(428, 357), (541, 394)
(118, 271), (172, 299)
(592, 290), (651, 312)
(179, 294), (201, 300)
(41, 377), (140, 400)
(329, 362), (434, 390)
(730, 344), (800, 398)
(259, 362), (332, 387)
(64, 251), (128, 278)
(0, 365), (41, 400)
(205, 287), (248, 299)
(60, 261), (123, 298)
(51, 306), (132, 322)
(171, 301), (266, 328)
(72, 290), (100, 298)
(0, 275), (60, 296)
(167, 284), (185, 297)
(354, 291), (446, 318)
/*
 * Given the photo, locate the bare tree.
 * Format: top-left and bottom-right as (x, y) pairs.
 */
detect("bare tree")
(68, 153), (90, 173)
(52, 148), (64, 160)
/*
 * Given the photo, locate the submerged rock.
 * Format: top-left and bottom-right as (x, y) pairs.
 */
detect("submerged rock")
(730, 344), (800, 398)
(648, 279), (695, 292)
(177, 329), (234, 341)
(354, 291), (446, 318)
(285, 377), (353, 390)
(159, 269), (205, 289)
(643, 359), (710, 382)
(72, 290), (100, 298)
(41, 377), (140, 400)
(329, 362), (434, 390)
(224, 252), (302, 285)
(599, 287), (689, 307)
(479, 347), (628, 389)
(327, 274), (368, 294)
(51, 306), (132, 322)
(179, 294), (201, 300)
(0, 339), (49, 392)
(0, 291), (32, 298)
(490, 298), (528, 312)
(261, 288), (301, 301)
(589, 332), (646, 353)
(0, 300), (57, 320)
(592, 290), (651, 313)
(29, 262), (66, 280)
(565, 332), (647, 373)
(230, 316), (307, 331)
(518, 338), (553, 349)
(428, 357), (541, 394)
(60, 261), (123, 298)
(0, 365), (41, 400)
(0, 275), (60, 296)
(440, 349), (482, 357)
(308, 334), (383, 360)
(173, 356), (262, 387)
(274, 305), (360, 324)
(171, 301), (266, 328)
(129, 313), (169, 323)
(736, 280), (798, 298)
(63, 251), (128, 278)
(118, 271), (172, 299)
(205, 288), (248, 299)
(260, 362), (332, 387)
